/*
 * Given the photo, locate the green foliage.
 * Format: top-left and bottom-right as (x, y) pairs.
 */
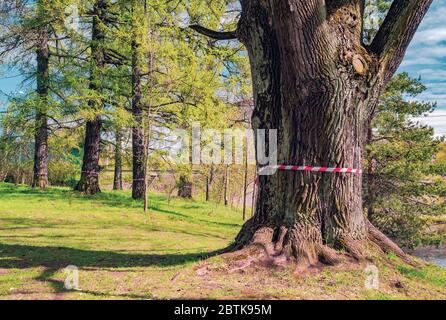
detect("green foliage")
(366, 73), (446, 248)
(436, 143), (446, 165)
(0, 0), (249, 190)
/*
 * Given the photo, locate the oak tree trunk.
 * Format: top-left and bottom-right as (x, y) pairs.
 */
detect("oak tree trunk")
(75, 0), (106, 195)
(365, 127), (377, 223)
(232, 0), (415, 267)
(33, 25), (49, 189)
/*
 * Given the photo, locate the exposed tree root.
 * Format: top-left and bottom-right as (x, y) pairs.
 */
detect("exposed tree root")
(223, 220), (411, 272)
(316, 243), (342, 266)
(338, 235), (369, 261)
(366, 220), (414, 265)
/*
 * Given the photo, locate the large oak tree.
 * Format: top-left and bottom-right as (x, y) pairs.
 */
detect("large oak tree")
(192, 0), (433, 268)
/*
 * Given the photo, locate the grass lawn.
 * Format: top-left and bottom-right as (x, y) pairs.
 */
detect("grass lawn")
(0, 182), (445, 300)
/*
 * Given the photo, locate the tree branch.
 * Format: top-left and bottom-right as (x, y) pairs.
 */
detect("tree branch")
(369, 0), (433, 82)
(190, 25), (238, 40)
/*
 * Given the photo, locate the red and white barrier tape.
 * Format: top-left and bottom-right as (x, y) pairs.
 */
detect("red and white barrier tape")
(259, 165), (363, 175)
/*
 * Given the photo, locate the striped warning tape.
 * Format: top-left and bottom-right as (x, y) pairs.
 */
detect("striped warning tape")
(259, 165), (363, 175)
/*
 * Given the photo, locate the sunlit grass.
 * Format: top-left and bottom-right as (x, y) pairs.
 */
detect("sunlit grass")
(0, 183), (243, 299)
(0, 182), (445, 300)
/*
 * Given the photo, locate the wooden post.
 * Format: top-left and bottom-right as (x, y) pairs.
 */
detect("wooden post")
(144, 173), (157, 213)
(224, 165), (229, 206)
(242, 153), (248, 221)
(251, 168), (257, 218)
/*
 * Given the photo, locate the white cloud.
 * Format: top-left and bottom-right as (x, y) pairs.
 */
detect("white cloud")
(417, 69), (446, 81)
(398, 0), (446, 136)
(411, 110), (446, 137)
(400, 57), (440, 67)
(412, 27), (446, 45)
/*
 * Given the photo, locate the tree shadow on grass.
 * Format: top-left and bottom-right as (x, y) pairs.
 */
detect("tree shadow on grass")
(0, 243), (223, 269)
(0, 243), (225, 299)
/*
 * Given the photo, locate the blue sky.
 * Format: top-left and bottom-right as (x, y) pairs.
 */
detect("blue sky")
(399, 0), (446, 136)
(0, 68), (23, 108)
(0, 68), (26, 103)
(1, 2), (446, 134)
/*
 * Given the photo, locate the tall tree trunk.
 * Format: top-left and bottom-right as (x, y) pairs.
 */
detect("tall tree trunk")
(32, 25), (49, 189)
(113, 129), (123, 191)
(232, 0), (413, 267)
(76, 117), (102, 194)
(131, 31), (145, 200)
(75, 0), (106, 195)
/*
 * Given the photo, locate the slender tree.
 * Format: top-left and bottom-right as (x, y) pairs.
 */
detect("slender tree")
(192, 0), (433, 267)
(242, 153), (248, 221)
(205, 166), (214, 202)
(130, 0), (146, 200)
(223, 165), (229, 206)
(113, 128), (123, 190)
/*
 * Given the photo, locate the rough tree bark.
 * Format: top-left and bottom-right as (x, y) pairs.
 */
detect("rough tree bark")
(113, 129), (123, 191)
(192, 0), (432, 268)
(75, 0), (107, 194)
(365, 126), (377, 223)
(32, 17), (50, 189)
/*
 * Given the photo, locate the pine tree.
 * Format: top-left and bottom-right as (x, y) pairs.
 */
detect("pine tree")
(0, 0), (76, 189)
(366, 73), (446, 248)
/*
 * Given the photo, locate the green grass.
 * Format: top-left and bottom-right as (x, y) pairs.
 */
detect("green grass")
(0, 182), (446, 300)
(396, 265), (446, 287)
(0, 183), (242, 299)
